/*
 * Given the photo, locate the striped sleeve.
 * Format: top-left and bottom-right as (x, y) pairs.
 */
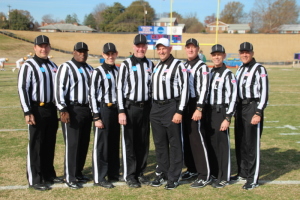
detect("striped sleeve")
(256, 66), (269, 112)
(116, 62), (128, 113)
(177, 62), (188, 113)
(55, 63), (70, 111)
(225, 71), (237, 117)
(89, 68), (101, 117)
(196, 65), (210, 108)
(17, 63), (33, 115)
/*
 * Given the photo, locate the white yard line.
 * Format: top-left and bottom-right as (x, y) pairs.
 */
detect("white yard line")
(1, 180), (300, 190)
(280, 133), (300, 135)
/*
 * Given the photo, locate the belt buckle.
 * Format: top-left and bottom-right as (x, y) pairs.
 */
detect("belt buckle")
(107, 103), (113, 107)
(39, 102), (45, 106)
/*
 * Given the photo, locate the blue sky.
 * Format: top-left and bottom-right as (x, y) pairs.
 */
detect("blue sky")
(0, 0), (299, 24)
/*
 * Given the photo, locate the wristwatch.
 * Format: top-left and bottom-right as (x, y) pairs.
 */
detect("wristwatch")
(225, 117), (231, 123)
(196, 107), (202, 112)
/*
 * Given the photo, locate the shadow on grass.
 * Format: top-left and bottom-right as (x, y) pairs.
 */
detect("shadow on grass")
(230, 147), (300, 182)
(81, 147), (300, 184)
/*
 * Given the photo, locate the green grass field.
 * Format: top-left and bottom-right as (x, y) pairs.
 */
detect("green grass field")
(0, 34), (300, 199)
(0, 66), (300, 200)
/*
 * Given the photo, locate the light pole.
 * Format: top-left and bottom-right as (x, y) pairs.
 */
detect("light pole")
(8, 5), (11, 29)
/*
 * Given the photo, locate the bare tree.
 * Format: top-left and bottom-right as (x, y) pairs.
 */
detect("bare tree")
(253, 0), (300, 33)
(93, 3), (108, 30)
(220, 1), (246, 24)
(204, 14), (216, 25)
(182, 13), (205, 33)
(42, 14), (56, 24)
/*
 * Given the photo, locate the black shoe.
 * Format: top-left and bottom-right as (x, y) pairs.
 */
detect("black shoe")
(151, 173), (165, 187)
(126, 179), (141, 188)
(29, 183), (51, 191)
(52, 177), (64, 184)
(210, 175), (218, 182)
(94, 180), (115, 189)
(138, 175), (150, 185)
(164, 181), (179, 190)
(190, 177), (212, 188)
(212, 180), (229, 188)
(108, 175), (120, 182)
(76, 175), (90, 183)
(119, 175), (125, 182)
(230, 175), (246, 182)
(65, 181), (82, 189)
(243, 182), (259, 190)
(181, 171), (198, 180)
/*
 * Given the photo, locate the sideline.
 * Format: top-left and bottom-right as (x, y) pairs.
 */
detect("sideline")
(1, 180), (300, 190)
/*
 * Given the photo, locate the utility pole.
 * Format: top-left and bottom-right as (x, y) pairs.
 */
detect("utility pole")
(8, 5), (11, 29)
(144, 6), (147, 26)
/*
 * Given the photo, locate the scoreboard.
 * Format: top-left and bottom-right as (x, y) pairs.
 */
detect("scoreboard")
(138, 26), (182, 50)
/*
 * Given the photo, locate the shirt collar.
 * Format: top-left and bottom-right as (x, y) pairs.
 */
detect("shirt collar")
(130, 54), (148, 66)
(160, 54), (175, 66)
(242, 58), (256, 68)
(33, 55), (50, 66)
(102, 62), (117, 71)
(72, 57), (87, 68)
(186, 56), (200, 67)
(212, 63), (226, 73)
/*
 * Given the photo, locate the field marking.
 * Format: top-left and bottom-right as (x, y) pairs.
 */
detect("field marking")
(1, 104), (300, 110)
(1, 180), (300, 190)
(268, 104), (300, 106)
(266, 121), (279, 123)
(264, 125), (300, 130)
(0, 129), (27, 132)
(280, 133), (300, 135)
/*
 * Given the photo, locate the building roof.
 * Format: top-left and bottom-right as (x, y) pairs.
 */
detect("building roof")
(206, 21), (228, 27)
(153, 18), (176, 23)
(277, 24), (300, 31)
(38, 23), (94, 31)
(227, 24), (250, 31)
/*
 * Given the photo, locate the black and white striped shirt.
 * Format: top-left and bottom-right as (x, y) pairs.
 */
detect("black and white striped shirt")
(89, 63), (118, 118)
(55, 58), (94, 111)
(208, 64), (237, 117)
(18, 55), (58, 115)
(184, 56), (210, 108)
(235, 58), (269, 112)
(151, 54), (188, 114)
(116, 55), (154, 113)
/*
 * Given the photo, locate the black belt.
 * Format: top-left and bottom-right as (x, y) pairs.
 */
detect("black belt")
(154, 99), (176, 105)
(100, 102), (117, 108)
(241, 98), (259, 105)
(32, 101), (54, 107)
(209, 104), (227, 112)
(126, 99), (148, 108)
(69, 102), (89, 107)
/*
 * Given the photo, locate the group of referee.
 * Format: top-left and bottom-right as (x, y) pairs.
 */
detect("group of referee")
(17, 34), (268, 191)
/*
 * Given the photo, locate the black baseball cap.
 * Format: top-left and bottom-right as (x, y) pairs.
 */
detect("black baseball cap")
(133, 34), (147, 45)
(211, 44), (225, 54)
(34, 35), (50, 45)
(185, 38), (199, 47)
(103, 43), (117, 54)
(74, 42), (89, 51)
(239, 42), (253, 51)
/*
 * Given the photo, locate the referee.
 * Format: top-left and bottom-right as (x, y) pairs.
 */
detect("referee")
(55, 42), (94, 189)
(233, 42), (269, 190)
(182, 38), (211, 188)
(116, 34), (154, 188)
(206, 44), (237, 188)
(89, 43), (120, 188)
(18, 35), (62, 191)
(150, 38), (188, 190)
